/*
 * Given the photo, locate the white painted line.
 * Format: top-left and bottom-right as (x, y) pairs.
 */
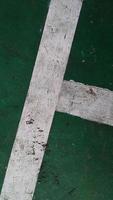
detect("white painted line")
(57, 80), (113, 126)
(0, 1), (83, 200)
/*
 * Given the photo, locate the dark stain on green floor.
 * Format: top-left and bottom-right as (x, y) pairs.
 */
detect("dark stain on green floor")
(65, 0), (113, 90)
(33, 112), (113, 200)
(0, 0), (50, 191)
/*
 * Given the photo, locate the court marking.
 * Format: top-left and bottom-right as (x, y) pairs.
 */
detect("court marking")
(0, 0), (83, 199)
(57, 80), (113, 126)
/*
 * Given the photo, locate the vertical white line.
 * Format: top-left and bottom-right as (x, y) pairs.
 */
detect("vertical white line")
(0, 1), (83, 199)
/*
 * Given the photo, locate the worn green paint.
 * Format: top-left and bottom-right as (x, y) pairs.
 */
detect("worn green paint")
(33, 113), (113, 200)
(0, 0), (113, 199)
(65, 0), (113, 90)
(0, 0), (50, 190)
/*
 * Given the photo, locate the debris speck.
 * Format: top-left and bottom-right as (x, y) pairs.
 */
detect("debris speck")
(86, 88), (96, 96)
(82, 59), (86, 63)
(26, 118), (34, 125)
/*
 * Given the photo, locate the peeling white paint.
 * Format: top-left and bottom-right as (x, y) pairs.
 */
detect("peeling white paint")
(0, 1), (83, 200)
(57, 80), (113, 126)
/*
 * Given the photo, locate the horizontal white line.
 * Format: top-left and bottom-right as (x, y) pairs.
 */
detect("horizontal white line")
(57, 80), (113, 126)
(0, 1), (83, 200)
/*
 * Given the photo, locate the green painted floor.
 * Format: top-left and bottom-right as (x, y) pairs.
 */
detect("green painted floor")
(65, 0), (113, 90)
(33, 113), (113, 200)
(0, 0), (113, 199)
